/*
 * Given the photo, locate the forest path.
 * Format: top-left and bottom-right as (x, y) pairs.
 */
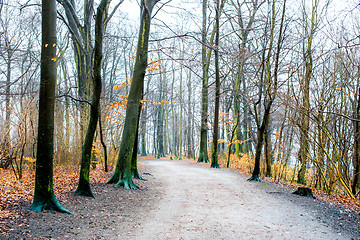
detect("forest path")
(133, 159), (348, 240)
(6, 158), (356, 239)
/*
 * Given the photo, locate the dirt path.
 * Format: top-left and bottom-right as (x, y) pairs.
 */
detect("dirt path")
(4, 158), (358, 239)
(133, 159), (352, 240)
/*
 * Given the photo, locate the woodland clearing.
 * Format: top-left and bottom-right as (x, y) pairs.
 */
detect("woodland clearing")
(1, 158), (360, 239)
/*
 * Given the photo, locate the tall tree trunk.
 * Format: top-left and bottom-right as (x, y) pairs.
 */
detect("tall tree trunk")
(107, 0), (158, 189)
(249, 0), (286, 182)
(198, 0), (226, 163)
(156, 104), (165, 158)
(298, 0), (318, 185)
(4, 52), (11, 152)
(140, 79), (150, 156)
(187, 68), (194, 158)
(30, 0), (70, 213)
(156, 69), (165, 158)
(178, 63), (183, 160)
(211, 0), (221, 169)
(140, 104), (148, 156)
(75, 0), (109, 197)
(197, 0), (209, 163)
(352, 79), (360, 195)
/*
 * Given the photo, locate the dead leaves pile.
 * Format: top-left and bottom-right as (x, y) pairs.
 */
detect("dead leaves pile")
(0, 166), (111, 236)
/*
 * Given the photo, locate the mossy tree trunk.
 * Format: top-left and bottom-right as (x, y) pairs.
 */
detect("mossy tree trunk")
(75, 0), (109, 197)
(57, 0), (94, 138)
(30, 0), (70, 213)
(107, 0), (158, 189)
(198, 0), (225, 163)
(197, 0), (209, 163)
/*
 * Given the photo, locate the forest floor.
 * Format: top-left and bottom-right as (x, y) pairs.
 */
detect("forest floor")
(1, 157), (360, 239)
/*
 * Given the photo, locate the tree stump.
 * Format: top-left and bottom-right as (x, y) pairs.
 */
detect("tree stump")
(292, 187), (316, 199)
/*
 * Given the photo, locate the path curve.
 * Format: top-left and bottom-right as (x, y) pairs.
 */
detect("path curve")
(133, 159), (348, 240)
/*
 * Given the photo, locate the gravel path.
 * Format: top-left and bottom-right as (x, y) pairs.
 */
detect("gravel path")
(133, 159), (355, 240)
(4, 158), (359, 239)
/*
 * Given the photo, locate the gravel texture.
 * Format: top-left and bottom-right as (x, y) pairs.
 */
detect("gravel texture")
(3, 158), (360, 239)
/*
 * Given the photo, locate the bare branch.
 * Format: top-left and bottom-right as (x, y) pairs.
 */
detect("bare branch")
(104, 0), (125, 26)
(319, 111), (360, 122)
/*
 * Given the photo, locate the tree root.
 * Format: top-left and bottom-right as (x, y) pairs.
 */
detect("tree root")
(75, 179), (95, 198)
(247, 175), (261, 182)
(106, 173), (119, 184)
(197, 157), (209, 163)
(30, 194), (72, 214)
(210, 163), (221, 168)
(113, 177), (138, 190)
(132, 171), (147, 181)
(75, 187), (95, 198)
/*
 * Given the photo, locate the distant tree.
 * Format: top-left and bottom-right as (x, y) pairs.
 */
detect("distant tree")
(30, 0), (70, 213)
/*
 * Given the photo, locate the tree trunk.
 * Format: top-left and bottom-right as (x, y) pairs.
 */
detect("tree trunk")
(187, 67), (194, 158)
(131, 103), (144, 180)
(30, 0), (70, 213)
(298, 0), (317, 185)
(211, 0), (221, 169)
(352, 81), (360, 195)
(265, 115), (273, 177)
(107, 0), (157, 189)
(75, 0), (108, 197)
(156, 104), (165, 158)
(156, 70), (165, 158)
(197, 0), (209, 163)
(250, 106), (270, 181)
(249, 0), (286, 182)
(140, 103), (147, 156)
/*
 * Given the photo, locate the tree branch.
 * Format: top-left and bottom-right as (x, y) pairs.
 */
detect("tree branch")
(319, 111), (360, 122)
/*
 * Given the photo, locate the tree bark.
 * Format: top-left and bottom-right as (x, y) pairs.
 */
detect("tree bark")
(107, 0), (158, 189)
(131, 103), (145, 180)
(198, 0), (225, 163)
(264, 115), (273, 177)
(249, 0), (286, 182)
(211, 0), (221, 169)
(30, 0), (70, 213)
(298, 0), (318, 185)
(352, 80), (360, 195)
(197, 0), (209, 163)
(74, 0), (109, 197)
